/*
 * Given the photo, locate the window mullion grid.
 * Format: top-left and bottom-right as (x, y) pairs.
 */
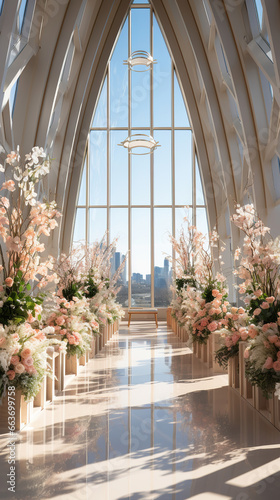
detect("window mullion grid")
(150, 5), (154, 309)
(107, 67), (110, 248)
(192, 138), (196, 227)
(128, 9), (132, 309)
(86, 140), (89, 245)
(171, 63), (176, 288)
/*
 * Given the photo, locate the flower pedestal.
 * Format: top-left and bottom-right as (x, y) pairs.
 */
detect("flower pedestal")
(0, 391), (33, 432)
(167, 307), (172, 327)
(210, 333), (228, 373)
(171, 315), (176, 334)
(239, 342), (253, 404)
(228, 355), (239, 391)
(253, 386), (275, 425)
(34, 376), (47, 410)
(46, 347), (57, 402)
(54, 346), (65, 393)
(183, 327), (189, 343)
(65, 354), (79, 376)
(273, 396), (280, 431)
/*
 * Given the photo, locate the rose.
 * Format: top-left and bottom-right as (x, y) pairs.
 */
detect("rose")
(273, 360), (280, 372)
(253, 308), (262, 316)
(23, 356), (34, 367)
(266, 296), (275, 304)
(4, 277), (14, 287)
(15, 363), (25, 374)
(268, 335), (279, 344)
(208, 321), (218, 332)
(260, 302), (270, 310)
(10, 355), (20, 365)
(7, 370), (16, 380)
(56, 316), (65, 326)
(263, 357), (274, 370)
(244, 349), (250, 359)
(21, 348), (32, 358)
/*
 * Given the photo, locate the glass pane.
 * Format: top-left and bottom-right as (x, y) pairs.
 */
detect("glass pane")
(73, 208), (86, 243)
(131, 71), (150, 128)
(154, 130), (171, 205)
(78, 155), (87, 205)
(153, 16), (171, 127)
(89, 131), (107, 205)
(196, 207), (208, 236)
(175, 130), (192, 205)
(111, 131), (128, 205)
(131, 208), (151, 307)
(175, 207), (192, 238)
(174, 71), (190, 127)
(133, 0), (149, 3)
(89, 208), (107, 243)
(131, 9), (150, 54)
(110, 208), (128, 306)
(9, 79), (18, 118)
(19, 0), (28, 34)
(255, 0), (263, 29)
(92, 76), (107, 128)
(154, 208), (172, 307)
(195, 155), (205, 205)
(0, 1), (4, 15)
(131, 152), (150, 205)
(110, 19), (128, 127)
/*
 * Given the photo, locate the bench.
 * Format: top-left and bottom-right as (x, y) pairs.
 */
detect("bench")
(128, 308), (158, 328)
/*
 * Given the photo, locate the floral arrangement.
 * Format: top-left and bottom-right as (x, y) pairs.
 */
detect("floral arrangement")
(0, 147), (61, 326)
(244, 323), (280, 398)
(214, 308), (251, 368)
(232, 204), (280, 322)
(45, 296), (99, 358)
(0, 322), (65, 400)
(191, 284), (228, 345)
(0, 147), (62, 400)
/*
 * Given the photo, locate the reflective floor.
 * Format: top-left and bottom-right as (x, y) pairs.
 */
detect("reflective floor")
(1, 322), (280, 499)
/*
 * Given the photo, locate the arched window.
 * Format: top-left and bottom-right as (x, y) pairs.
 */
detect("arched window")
(73, 0), (207, 308)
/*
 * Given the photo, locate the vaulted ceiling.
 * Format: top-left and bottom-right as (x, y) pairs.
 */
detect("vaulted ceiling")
(1, 0), (280, 260)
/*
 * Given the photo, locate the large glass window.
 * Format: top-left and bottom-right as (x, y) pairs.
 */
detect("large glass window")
(73, 1), (207, 307)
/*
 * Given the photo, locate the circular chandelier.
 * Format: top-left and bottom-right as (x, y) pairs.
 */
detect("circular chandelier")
(123, 50), (157, 72)
(118, 134), (160, 155)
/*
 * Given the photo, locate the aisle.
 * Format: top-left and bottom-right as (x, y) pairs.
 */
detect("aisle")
(1, 322), (280, 499)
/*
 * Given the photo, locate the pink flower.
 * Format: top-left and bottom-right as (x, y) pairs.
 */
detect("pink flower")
(260, 302), (270, 310)
(208, 321), (218, 332)
(266, 296), (275, 304)
(253, 308), (262, 316)
(1, 180), (15, 192)
(21, 348), (32, 358)
(1, 197), (10, 209)
(23, 356), (34, 367)
(263, 357), (273, 370)
(254, 290), (262, 298)
(238, 307), (245, 314)
(56, 316), (65, 326)
(15, 363), (25, 374)
(7, 370), (16, 380)
(244, 349), (250, 359)
(268, 335), (279, 344)
(273, 360), (280, 372)
(10, 355), (20, 365)
(212, 289), (219, 297)
(5, 277), (14, 287)
(239, 327), (248, 341)
(231, 333), (240, 345)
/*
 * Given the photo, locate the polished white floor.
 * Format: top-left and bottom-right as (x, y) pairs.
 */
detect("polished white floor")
(1, 321), (280, 499)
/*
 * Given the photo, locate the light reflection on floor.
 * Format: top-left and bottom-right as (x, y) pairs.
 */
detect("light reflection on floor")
(1, 321), (280, 499)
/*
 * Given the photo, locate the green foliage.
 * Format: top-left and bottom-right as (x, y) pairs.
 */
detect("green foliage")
(176, 271), (196, 293)
(62, 281), (82, 302)
(248, 294), (280, 325)
(0, 271), (44, 326)
(245, 360), (280, 399)
(215, 344), (239, 369)
(202, 281), (227, 303)
(8, 372), (45, 402)
(83, 275), (99, 298)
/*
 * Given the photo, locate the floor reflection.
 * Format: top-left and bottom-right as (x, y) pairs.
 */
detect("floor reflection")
(0, 321), (280, 499)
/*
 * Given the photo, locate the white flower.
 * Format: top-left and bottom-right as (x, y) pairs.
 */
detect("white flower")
(0, 164), (4, 172)
(275, 383), (280, 400)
